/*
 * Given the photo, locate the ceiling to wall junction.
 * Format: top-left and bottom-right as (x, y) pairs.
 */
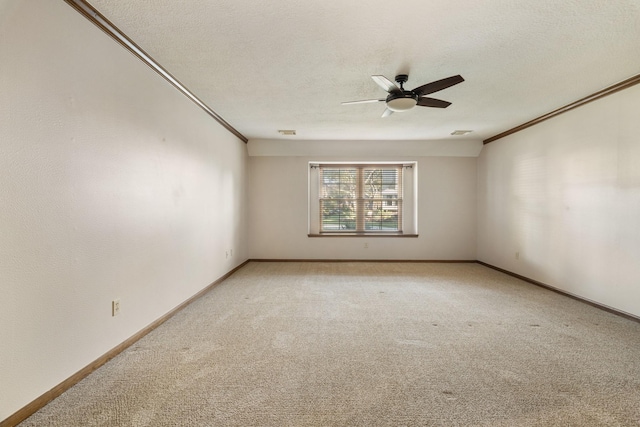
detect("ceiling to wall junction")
(89, 0), (640, 142)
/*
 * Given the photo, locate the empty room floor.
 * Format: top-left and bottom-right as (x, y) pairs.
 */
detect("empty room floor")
(20, 262), (640, 426)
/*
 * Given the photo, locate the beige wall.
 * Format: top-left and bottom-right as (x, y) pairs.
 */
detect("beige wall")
(248, 153), (478, 260)
(477, 84), (640, 318)
(0, 0), (248, 419)
(3, 0), (639, 421)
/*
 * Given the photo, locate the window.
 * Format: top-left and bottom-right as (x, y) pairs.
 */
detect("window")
(308, 163), (417, 236)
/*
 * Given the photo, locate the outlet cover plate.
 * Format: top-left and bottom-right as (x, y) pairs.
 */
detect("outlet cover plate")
(112, 299), (121, 316)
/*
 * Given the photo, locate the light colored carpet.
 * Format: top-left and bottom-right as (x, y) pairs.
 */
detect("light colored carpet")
(20, 262), (640, 426)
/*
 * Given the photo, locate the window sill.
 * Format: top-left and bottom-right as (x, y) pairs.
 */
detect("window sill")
(308, 233), (418, 238)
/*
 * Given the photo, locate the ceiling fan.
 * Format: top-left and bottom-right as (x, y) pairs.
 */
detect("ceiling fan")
(342, 74), (464, 118)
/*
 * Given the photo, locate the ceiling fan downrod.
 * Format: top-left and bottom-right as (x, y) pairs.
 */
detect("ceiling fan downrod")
(395, 74), (409, 91)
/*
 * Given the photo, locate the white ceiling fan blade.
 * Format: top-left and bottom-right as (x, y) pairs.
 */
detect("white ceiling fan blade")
(381, 108), (394, 118)
(341, 99), (385, 105)
(371, 75), (401, 93)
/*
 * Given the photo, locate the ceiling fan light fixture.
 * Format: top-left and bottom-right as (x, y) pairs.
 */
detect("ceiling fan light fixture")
(342, 73), (463, 117)
(386, 96), (418, 112)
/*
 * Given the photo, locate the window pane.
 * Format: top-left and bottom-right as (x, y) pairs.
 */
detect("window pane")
(321, 199), (356, 231)
(320, 168), (357, 232)
(364, 200), (399, 231)
(322, 169), (356, 199)
(364, 168), (398, 199)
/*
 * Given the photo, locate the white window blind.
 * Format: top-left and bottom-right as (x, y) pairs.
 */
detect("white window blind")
(318, 164), (403, 233)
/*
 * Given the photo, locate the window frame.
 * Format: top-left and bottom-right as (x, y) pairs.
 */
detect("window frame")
(308, 162), (418, 237)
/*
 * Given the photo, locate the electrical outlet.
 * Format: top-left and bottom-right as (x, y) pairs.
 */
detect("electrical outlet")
(364, 243), (369, 249)
(112, 299), (120, 317)
(515, 251), (520, 260)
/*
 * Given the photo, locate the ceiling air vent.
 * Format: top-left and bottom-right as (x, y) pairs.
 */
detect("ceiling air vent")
(450, 130), (473, 136)
(278, 130), (297, 136)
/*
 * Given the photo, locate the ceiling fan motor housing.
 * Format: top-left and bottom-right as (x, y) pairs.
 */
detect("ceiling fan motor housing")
(386, 91), (418, 112)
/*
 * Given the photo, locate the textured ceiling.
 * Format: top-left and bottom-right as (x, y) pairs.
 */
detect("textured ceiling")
(90, 0), (640, 142)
